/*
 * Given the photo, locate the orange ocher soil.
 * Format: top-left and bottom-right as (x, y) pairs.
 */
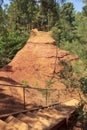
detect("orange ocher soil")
(0, 29), (80, 114)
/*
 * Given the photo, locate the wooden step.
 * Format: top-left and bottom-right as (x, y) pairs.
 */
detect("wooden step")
(17, 113), (38, 128)
(46, 108), (70, 119)
(36, 110), (56, 126)
(17, 113), (47, 130)
(0, 99), (80, 130)
(36, 109), (65, 127)
(26, 111), (37, 118)
(62, 99), (80, 107)
(30, 120), (47, 130)
(37, 109), (64, 120)
(36, 115), (52, 127)
(0, 119), (17, 130)
(5, 115), (28, 130)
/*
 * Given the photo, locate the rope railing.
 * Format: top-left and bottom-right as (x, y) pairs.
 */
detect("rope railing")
(0, 83), (57, 90)
(0, 83), (79, 113)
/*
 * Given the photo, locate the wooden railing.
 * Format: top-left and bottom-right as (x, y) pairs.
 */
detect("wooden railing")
(0, 83), (80, 113)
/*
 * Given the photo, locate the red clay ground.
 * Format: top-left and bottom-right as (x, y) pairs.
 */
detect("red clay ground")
(0, 29), (79, 87)
(0, 29), (80, 115)
(0, 29), (85, 130)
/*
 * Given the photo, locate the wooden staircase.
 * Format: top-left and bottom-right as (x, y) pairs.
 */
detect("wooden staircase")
(0, 99), (80, 130)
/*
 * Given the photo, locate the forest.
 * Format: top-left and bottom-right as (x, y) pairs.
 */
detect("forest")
(0, 0), (87, 127)
(0, 0), (87, 67)
(0, 1), (87, 81)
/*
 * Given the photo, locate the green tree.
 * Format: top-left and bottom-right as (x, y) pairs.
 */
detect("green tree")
(0, 6), (8, 35)
(83, 4), (87, 16)
(40, 0), (60, 30)
(52, 2), (77, 43)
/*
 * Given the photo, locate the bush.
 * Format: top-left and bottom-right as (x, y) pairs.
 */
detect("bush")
(0, 31), (29, 67)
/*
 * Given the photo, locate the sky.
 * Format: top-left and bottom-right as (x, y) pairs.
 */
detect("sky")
(2, 0), (85, 12)
(66, 0), (85, 12)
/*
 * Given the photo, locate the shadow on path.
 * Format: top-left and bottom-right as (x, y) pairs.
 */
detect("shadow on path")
(0, 76), (20, 85)
(0, 87), (24, 115)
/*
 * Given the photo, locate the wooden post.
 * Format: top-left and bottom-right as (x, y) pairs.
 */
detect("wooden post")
(57, 90), (60, 104)
(46, 88), (48, 106)
(23, 87), (26, 110)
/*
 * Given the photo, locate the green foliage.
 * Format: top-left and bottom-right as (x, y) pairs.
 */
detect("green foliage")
(60, 61), (87, 127)
(42, 77), (55, 97)
(82, 4), (87, 16)
(0, 31), (29, 67)
(42, 76), (56, 105)
(58, 40), (87, 69)
(76, 101), (87, 129)
(33, 80), (40, 88)
(60, 61), (73, 79)
(60, 61), (80, 88)
(75, 12), (87, 44)
(21, 80), (28, 87)
(77, 105), (87, 123)
(51, 2), (77, 43)
(60, 2), (75, 25)
(45, 76), (55, 88)
(72, 61), (86, 76)
(79, 77), (87, 96)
